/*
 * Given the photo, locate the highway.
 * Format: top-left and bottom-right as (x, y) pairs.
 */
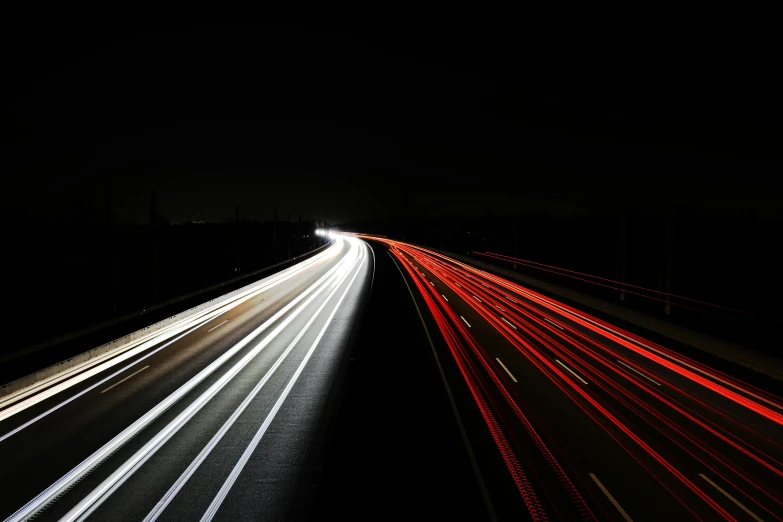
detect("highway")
(369, 237), (783, 521)
(3, 232), (782, 521)
(0, 234), (372, 522)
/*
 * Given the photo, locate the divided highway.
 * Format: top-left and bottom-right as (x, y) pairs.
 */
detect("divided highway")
(4, 231), (782, 521)
(369, 236), (783, 521)
(0, 235), (372, 521)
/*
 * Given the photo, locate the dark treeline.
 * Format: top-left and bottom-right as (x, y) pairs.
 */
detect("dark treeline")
(342, 210), (783, 357)
(0, 219), (327, 357)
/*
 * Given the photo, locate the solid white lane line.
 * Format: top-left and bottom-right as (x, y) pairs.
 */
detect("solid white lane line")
(100, 367), (150, 394)
(0, 242), (340, 415)
(556, 359), (588, 385)
(460, 316), (472, 328)
(589, 473), (633, 522)
(500, 317), (518, 330)
(442, 295), (449, 302)
(699, 474), (763, 522)
(617, 360), (661, 386)
(199, 246), (366, 522)
(9, 242), (355, 522)
(495, 358), (518, 382)
(544, 318), (564, 330)
(472, 295), (482, 303)
(143, 244), (367, 522)
(207, 320), (228, 332)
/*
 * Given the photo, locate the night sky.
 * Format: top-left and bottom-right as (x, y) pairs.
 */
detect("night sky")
(3, 22), (781, 225)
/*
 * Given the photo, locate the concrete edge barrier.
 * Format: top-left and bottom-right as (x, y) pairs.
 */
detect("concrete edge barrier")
(0, 242), (333, 400)
(414, 243), (783, 382)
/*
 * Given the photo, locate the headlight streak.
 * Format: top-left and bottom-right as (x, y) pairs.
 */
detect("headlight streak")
(0, 240), (343, 424)
(198, 239), (366, 522)
(140, 239), (364, 522)
(66, 239), (365, 522)
(4, 239), (353, 522)
(0, 323), (202, 444)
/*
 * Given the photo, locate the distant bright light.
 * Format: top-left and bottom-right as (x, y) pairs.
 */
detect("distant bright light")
(315, 228), (335, 238)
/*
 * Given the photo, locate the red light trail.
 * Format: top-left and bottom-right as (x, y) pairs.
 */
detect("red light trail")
(360, 235), (783, 521)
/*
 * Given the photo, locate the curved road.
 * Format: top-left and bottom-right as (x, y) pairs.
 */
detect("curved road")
(372, 237), (783, 522)
(4, 233), (783, 521)
(0, 235), (372, 522)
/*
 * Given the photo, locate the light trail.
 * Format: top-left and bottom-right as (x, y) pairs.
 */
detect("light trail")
(389, 243), (596, 520)
(198, 245), (366, 522)
(0, 241), (342, 422)
(475, 251), (766, 318)
(359, 235), (783, 521)
(4, 237), (365, 522)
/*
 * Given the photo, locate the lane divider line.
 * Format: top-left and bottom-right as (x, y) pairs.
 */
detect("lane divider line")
(442, 295), (449, 302)
(199, 244), (367, 522)
(388, 251), (497, 521)
(0, 242), (339, 414)
(556, 359), (588, 385)
(500, 317), (518, 330)
(544, 318), (564, 330)
(0, 242), (342, 423)
(207, 320), (228, 333)
(100, 367), (150, 394)
(59, 243), (362, 522)
(589, 473), (633, 522)
(699, 474), (763, 522)
(142, 244), (367, 522)
(495, 358), (518, 383)
(0, 325), (201, 444)
(617, 360), (661, 386)
(4, 240), (354, 522)
(460, 316), (472, 328)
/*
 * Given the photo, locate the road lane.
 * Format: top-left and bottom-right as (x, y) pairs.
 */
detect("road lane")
(0, 235), (372, 522)
(378, 237), (783, 521)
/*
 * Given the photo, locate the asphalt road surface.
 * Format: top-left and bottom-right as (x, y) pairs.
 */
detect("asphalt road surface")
(0, 235), (371, 522)
(4, 233), (783, 521)
(372, 237), (783, 522)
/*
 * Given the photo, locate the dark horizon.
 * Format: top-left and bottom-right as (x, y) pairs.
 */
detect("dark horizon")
(3, 23), (781, 226)
(3, 20), (783, 522)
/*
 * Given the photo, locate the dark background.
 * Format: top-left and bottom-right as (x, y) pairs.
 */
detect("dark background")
(2, 21), (781, 360)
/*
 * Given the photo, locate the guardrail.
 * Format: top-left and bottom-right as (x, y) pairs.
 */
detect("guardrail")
(0, 241), (332, 400)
